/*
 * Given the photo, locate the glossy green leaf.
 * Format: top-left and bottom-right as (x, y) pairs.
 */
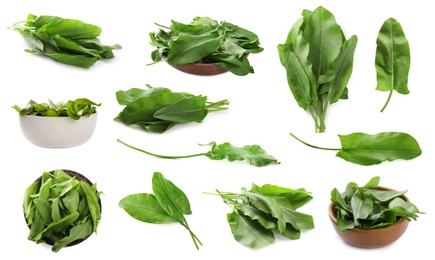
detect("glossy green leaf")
(153, 96), (208, 123)
(227, 210), (275, 249)
(375, 18), (410, 112)
(204, 142), (280, 167)
(52, 219), (93, 252)
(321, 35), (358, 104)
(303, 6), (343, 81)
(167, 32), (223, 66)
(337, 132), (422, 165)
(290, 132), (422, 166)
(118, 193), (176, 224)
(350, 190), (373, 225)
(152, 172), (192, 223)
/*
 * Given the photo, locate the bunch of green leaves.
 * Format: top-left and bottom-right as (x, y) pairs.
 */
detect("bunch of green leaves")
(23, 169), (102, 252)
(277, 6), (358, 133)
(9, 14), (122, 68)
(148, 16), (263, 76)
(114, 84), (229, 133)
(375, 18), (411, 112)
(290, 131), (422, 166)
(330, 176), (422, 233)
(119, 172), (202, 249)
(12, 98), (100, 120)
(117, 139), (280, 167)
(206, 184), (314, 248)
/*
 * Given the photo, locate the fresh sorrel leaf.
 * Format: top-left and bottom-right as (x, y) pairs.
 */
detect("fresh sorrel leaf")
(227, 210), (275, 249)
(290, 132), (422, 166)
(152, 172), (192, 223)
(337, 132), (422, 165)
(116, 139), (279, 167)
(203, 142), (280, 167)
(118, 193), (177, 224)
(375, 18), (410, 112)
(52, 219), (93, 253)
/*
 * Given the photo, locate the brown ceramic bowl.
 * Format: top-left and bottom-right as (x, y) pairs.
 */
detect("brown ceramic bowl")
(328, 186), (409, 248)
(168, 61), (228, 76)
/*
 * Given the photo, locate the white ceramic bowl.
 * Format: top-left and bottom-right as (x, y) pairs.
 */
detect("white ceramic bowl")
(19, 113), (98, 148)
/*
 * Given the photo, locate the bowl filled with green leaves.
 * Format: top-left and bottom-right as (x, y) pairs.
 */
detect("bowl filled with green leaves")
(23, 169), (102, 252)
(328, 176), (423, 248)
(148, 16), (263, 76)
(12, 98), (100, 148)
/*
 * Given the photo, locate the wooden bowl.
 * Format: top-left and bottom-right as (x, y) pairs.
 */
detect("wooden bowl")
(168, 62), (228, 76)
(328, 186), (409, 248)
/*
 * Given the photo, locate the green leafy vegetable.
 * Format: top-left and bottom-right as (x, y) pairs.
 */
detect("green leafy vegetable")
(12, 98), (100, 120)
(119, 172), (202, 249)
(375, 18), (411, 112)
(330, 176), (423, 233)
(290, 132), (422, 165)
(205, 183), (314, 248)
(117, 139), (280, 167)
(114, 84), (229, 133)
(9, 14), (122, 68)
(23, 170), (102, 252)
(148, 16), (263, 76)
(277, 6), (357, 132)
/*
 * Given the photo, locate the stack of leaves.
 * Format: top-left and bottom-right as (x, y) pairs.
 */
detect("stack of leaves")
(278, 6), (358, 133)
(114, 84), (229, 133)
(206, 184), (314, 248)
(290, 131), (422, 166)
(117, 139), (280, 167)
(23, 170), (102, 252)
(12, 98), (100, 120)
(119, 172), (202, 249)
(9, 14), (122, 68)
(148, 16), (264, 76)
(330, 176), (423, 233)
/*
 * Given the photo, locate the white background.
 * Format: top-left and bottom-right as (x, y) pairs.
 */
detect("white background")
(1, 0), (433, 258)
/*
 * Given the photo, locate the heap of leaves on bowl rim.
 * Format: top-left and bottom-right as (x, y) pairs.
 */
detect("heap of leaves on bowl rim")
(12, 98), (101, 120)
(330, 176), (423, 234)
(148, 16), (264, 76)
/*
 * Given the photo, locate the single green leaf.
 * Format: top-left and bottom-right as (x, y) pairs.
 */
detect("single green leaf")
(227, 210), (275, 249)
(203, 141), (280, 167)
(250, 184), (313, 210)
(321, 35), (358, 104)
(167, 31), (223, 66)
(337, 132), (422, 165)
(118, 193), (177, 224)
(350, 190), (373, 225)
(375, 18), (410, 112)
(52, 219), (93, 252)
(152, 172), (191, 223)
(153, 96), (208, 123)
(303, 6), (343, 81)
